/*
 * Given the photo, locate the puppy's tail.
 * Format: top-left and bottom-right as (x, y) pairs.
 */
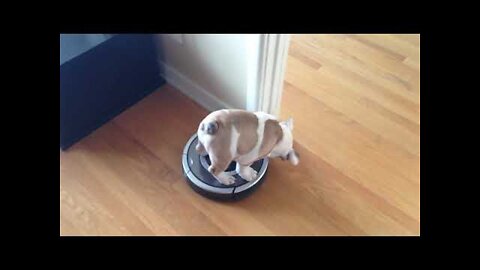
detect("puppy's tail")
(288, 150), (299, 166)
(202, 121), (219, 135)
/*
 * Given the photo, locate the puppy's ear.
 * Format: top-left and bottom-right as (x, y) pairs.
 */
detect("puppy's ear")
(283, 118), (294, 131)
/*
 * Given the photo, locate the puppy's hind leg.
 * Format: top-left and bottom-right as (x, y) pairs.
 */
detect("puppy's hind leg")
(287, 149), (299, 165)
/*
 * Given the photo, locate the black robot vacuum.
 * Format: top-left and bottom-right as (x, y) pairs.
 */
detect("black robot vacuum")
(182, 133), (269, 201)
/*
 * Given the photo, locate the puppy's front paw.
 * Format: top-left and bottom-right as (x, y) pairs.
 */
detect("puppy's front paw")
(239, 166), (258, 182)
(195, 143), (208, 156)
(216, 172), (236, 185)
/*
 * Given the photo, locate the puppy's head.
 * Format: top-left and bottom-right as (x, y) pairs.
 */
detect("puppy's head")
(200, 121), (219, 135)
(198, 112), (220, 136)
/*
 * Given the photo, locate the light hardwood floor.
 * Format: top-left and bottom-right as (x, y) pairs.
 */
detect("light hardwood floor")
(60, 34), (420, 235)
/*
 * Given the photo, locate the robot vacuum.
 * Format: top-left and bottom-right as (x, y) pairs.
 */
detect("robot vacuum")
(182, 133), (269, 201)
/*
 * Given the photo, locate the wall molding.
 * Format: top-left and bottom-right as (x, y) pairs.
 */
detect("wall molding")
(255, 34), (291, 117)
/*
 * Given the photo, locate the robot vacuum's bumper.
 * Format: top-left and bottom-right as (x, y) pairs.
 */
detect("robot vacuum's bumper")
(182, 133), (268, 201)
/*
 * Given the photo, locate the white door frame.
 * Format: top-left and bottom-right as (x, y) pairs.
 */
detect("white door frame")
(251, 34), (291, 117)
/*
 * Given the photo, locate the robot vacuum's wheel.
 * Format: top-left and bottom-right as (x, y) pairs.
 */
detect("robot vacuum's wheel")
(182, 133), (269, 201)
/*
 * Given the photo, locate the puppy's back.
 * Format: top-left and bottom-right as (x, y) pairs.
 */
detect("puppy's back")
(258, 118), (283, 159)
(200, 109), (283, 162)
(227, 110), (259, 156)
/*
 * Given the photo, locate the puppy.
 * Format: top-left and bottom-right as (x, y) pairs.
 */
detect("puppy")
(196, 109), (299, 185)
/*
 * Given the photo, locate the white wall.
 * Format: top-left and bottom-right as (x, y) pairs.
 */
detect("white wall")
(155, 34), (261, 111)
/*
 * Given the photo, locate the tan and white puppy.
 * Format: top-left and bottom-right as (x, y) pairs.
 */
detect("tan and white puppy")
(196, 109), (299, 185)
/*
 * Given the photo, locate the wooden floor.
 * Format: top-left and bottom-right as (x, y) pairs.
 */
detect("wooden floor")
(60, 34), (420, 236)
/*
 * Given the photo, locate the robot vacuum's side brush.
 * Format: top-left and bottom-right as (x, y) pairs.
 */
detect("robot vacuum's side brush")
(182, 133), (269, 201)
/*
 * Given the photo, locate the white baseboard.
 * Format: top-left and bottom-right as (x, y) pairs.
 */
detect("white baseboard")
(158, 61), (233, 112)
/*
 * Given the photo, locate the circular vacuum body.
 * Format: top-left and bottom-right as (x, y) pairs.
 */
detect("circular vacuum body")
(182, 133), (269, 201)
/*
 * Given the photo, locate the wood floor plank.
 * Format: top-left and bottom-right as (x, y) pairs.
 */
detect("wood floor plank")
(61, 121), (226, 235)
(61, 159), (147, 235)
(285, 55), (420, 156)
(283, 143), (419, 235)
(291, 36), (420, 105)
(289, 40), (420, 126)
(392, 34), (421, 47)
(112, 85), (209, 172)
(316, 34), (419, 73)
(289, 47), (322, 70)
(347, 34), (420, 63)
(281, 80), (420, 184)
(319, 65), (420, 130)
(280, 85), (419, 220)
(341, 35), (420, 94)
(345, 34), (408, 61)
